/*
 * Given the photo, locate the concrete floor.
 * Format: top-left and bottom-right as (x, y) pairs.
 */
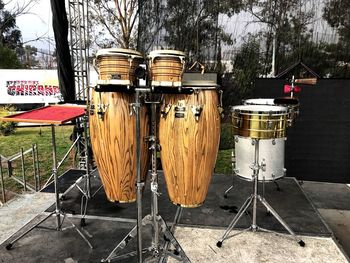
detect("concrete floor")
(301, 181), (350, 259)
(170, 227), (348, 263)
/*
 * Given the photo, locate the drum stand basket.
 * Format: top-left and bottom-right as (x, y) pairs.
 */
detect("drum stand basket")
(217, 138), (305, 248)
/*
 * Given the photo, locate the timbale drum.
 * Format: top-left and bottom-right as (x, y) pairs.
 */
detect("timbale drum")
(231, 105), (288, 139)
(159, 87), (221, 207)
(244, 98), (299, 127)
(148, 50), (186, 87)
(95, 48), (143, 86)
(234, 136), (286, 181)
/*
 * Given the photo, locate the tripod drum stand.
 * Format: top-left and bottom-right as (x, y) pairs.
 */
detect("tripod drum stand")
(217, 104), (305, 248)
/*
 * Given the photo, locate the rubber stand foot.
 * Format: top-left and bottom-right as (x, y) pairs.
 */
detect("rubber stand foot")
(298, 240), (305, 247)
(163, 235), (170, 242)
(80, 218), (86, 227)
(216, 241), (222, 248)
(6, 243), (12, 250)
(60, 196), (66, 201)
(223, 194), (228, 199)
(173, 249), (180, 255)
(266, 211), (271, 216)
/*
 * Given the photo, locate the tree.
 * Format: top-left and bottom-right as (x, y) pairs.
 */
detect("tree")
(162, 0), (242, 63)
(0, 44), (22, 68)
(0, 0), (22, 49)
(89, 0), (139, 49)
(323, 0), (350, 77)
(242, 0), (315, 76)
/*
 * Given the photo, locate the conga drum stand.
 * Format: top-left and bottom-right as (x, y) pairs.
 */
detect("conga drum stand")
(101, 92), (190, 262)
(6, 124), (93, 250)
(217, 138), (305, 248)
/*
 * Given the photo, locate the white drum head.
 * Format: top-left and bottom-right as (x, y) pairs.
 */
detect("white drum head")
(148, 49), (186, 58)
(232, 105), (287, 114)
(244, 98), (275, 105)
(96, 48), (143, 58)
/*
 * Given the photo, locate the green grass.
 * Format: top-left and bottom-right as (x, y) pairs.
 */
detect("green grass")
(214, 149), (233, 175)
(0, 126), (75, 195)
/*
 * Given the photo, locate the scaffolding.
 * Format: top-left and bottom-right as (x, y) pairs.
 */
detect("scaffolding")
(67, 0), (89, 101)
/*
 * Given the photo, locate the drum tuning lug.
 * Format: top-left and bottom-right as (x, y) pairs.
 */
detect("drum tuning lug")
(272, 139), (276, 145)
(191, 105), (203, 121)
(267, 120), (273, 129)
(97, 103), (108, 119)
(260, 160), (266, 172)
(160, 104), (172, 118)
(89, 104), (95, 116)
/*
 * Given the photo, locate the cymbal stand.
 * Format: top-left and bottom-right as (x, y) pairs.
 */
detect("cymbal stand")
(6, 124), (93, 250)
(216, 138), (305, 248)
(101, 94), (190, 262)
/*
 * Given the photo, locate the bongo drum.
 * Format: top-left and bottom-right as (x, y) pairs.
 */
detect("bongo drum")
(159, 85), (221, 207)
(148, 50), (186, 87)
(95, 48), (143, 86)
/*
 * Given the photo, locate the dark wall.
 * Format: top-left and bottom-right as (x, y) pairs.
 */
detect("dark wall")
(254, 78), (350, 183)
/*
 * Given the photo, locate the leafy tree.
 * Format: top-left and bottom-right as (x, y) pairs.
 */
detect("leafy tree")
(0, 0), (22, 50)
(162, 0), (242, 63)
(0, 43), (22, 68)
(323, 0), (350, 77)
(89, 0), (139, 50)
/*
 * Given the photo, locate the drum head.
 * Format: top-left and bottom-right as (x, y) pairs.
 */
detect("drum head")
(148, 49), (186, 58)
(244, 98), (275, 105)
(96, 48), (143, 58)
(232, 105), (288, 115)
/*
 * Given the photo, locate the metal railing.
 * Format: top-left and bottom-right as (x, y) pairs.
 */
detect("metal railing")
(0, 143), (40, 205)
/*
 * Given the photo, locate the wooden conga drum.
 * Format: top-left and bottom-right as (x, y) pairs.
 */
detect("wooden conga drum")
(159, 87), (221, 207)
(89, 90), (149, 202)
(95, 48), (143, 86)
(148, 50), (185, 87)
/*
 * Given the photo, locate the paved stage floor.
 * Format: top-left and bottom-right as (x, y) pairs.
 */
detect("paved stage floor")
(0, 170), (348, 262)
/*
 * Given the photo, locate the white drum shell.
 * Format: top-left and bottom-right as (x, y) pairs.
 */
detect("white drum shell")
(234, 136), (286, 181)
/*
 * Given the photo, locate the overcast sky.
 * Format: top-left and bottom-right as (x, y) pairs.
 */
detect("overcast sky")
(7, 0), (53, 51)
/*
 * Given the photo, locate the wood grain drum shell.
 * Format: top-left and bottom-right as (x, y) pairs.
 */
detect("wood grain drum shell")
(95, 48), (143, 85)
(89, 90), (149, 203)
(159, 90), (221, 207)
(148, 50), (186, 84)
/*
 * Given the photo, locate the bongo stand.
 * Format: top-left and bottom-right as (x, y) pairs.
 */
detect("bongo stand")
(216, 138), (305, 248)
(6, 123), (93, 250)
(101, 92), (190, 262)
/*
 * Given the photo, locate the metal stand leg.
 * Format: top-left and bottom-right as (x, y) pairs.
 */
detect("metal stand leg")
(101, 98), (190, 262)
(6, 125), (92, 250)
(223, 149), (235, 198)
(217, 138), (305, 248)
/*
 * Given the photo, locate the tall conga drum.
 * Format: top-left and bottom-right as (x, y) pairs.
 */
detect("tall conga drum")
(159, 84), (221, 207)
(89, 48), (149, 203)
(148, 50), (186, 87)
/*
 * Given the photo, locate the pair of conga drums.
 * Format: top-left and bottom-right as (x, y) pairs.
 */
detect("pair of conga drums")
(89, 48), (220, 207)
(231, 98), (295, 182)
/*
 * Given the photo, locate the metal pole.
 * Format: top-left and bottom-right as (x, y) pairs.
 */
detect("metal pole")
(35, 143), (41, 189)
(252, 139), (259, 231)
(150, 102), (159, 249)
(0, 156), (6, 203)
(21, 147), (27, 191)
(51, 124), (61, 230)
(83, 115), (91, 198)
(134, 90), (143, 262)
(32, 144), (38, 191)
